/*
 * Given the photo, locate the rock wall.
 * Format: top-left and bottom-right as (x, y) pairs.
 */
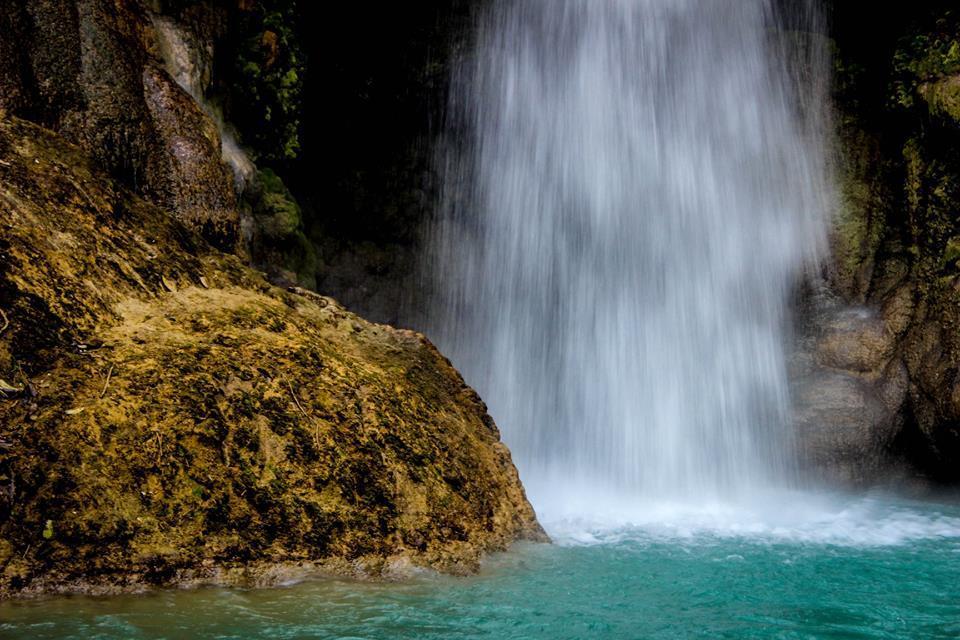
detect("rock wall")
(0, 0), (238, 251)
(793, 6), (960, 485)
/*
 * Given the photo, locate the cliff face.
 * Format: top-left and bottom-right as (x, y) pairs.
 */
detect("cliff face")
(0, 0), (238, 251)
(793, 7), (960, 485)
(0, 116), (544, 597)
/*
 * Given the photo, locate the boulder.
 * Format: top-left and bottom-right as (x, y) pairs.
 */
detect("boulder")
(0, 116), (544, 597)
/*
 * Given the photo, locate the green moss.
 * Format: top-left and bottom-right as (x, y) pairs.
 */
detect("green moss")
(829, 125), (887, 299)
(227, 1), (305, 163)
(921, 77), (960, 123)
(246, 168), (317, 288)
(945, 237), (960, 267)
(251, 168), (301, 239)
(892, 11), (960, 116)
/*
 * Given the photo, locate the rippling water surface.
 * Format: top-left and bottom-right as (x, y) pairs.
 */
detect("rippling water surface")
(4, 492), (959, 640)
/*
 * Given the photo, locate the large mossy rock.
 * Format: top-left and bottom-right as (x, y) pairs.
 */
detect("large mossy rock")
(0, 117), (544, 597)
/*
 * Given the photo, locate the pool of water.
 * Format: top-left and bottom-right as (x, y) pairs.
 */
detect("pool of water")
(3, 492), (959, 639)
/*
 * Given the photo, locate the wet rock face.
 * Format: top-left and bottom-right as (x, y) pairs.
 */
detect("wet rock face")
(813, 308), (894, 373)
(142, 61), (238, 249)
(791, 298), (911, 485)
(0, 0), (238, 251)
(796, 7), (960, 485)
(0, 117), (544, 597)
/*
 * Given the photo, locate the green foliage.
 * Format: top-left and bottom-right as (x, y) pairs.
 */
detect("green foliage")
(252, 168), (301, 239)
(891, 12), (960, 110)
(945, 237), (960, 267)
(230, 1), (304, 163)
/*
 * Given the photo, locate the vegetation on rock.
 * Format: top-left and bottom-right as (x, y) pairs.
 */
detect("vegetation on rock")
(805, 6), (960, 483)
(0, 116), (544, 597)
(245, 168), (318, 289)
(222, 0), (304, 164)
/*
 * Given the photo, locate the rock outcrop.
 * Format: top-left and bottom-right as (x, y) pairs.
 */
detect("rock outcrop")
(793, 8), (960, 485)
(0, 0), (238, 250)
(0, 116), (544, 597)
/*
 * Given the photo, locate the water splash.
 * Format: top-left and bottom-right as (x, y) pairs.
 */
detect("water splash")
(543, 491), (960, 547)
(424, 0), (832, 507)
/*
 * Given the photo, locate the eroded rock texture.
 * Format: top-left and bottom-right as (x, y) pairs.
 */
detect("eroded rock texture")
(0, 0), (238, 250)
(0, 117), (544, 597)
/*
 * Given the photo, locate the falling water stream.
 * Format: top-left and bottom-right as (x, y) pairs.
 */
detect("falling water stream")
(4, 2), (960, 637)
(426, 0), (830, 514)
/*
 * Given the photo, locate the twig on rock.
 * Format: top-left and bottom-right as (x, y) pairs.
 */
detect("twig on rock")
(286, 378), (322, 452)
(157, 433), (162, 466)
(0, 308), (9, 335)
(0, 379), (23, 397)
(286, 379), (309, 418)
(99, 365), (114, 399)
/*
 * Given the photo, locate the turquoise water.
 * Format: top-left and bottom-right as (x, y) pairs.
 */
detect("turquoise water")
(3, 493), (959, 640)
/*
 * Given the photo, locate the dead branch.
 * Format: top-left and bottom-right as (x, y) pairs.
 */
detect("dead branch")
(286, 379), (309, 418)
(0, 308), (9, 335)
(99, 365), (114, 399)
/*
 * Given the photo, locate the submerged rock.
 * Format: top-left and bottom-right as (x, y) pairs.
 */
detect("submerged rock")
(0, 117), (545, 598)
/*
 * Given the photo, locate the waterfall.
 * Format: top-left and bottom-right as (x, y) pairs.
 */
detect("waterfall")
(423, 0), (832, 510)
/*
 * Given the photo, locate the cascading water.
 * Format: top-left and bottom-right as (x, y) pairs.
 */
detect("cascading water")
(424, 0), (832, 512)
(7, 4), (960, 637)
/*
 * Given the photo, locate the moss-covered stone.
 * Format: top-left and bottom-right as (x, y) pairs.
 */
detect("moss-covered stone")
(245, 168), (318, 289)
(919, 74), (960, 123)
(829, 124), (887, 301)
(944, 236), (960, 267)
(251, 168), (301, 239)
(0, 116), (544, 598)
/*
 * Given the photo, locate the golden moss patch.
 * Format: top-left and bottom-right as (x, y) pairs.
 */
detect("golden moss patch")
(0, 117), (544, 597)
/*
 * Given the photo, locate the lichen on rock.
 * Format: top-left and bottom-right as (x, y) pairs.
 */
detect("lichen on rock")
(0, 116), (544, 598)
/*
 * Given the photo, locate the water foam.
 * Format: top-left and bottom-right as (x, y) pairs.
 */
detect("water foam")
(540, 491), (960, 548)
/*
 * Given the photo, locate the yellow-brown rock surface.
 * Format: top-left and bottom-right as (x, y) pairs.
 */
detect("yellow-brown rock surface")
(0, 117), (544, 597)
